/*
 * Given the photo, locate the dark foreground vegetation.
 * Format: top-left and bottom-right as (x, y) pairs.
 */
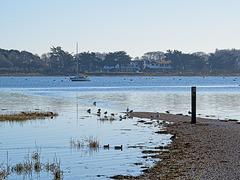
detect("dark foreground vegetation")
(1, 47), (240, 75)
(0, 147), (63, 180)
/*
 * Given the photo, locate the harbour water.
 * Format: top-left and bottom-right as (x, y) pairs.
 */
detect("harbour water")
(0, 76), (240, 179)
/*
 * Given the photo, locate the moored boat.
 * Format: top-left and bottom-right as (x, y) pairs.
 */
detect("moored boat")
(70, 75), (90, 81)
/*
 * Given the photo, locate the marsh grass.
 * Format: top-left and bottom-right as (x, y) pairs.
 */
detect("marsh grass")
(0, 111), (58, 122)
(99, 116), (115, 121)
(69, 137), (84, 147)
(70, 135), (99, 148)
(84, 135), (99, 148)
(0, 166), (9, 179)
(45, 155), (63, 180)
(1, 148), (63, 180)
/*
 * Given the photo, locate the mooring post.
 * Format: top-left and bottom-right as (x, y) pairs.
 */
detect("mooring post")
(191, 86), (196, 124)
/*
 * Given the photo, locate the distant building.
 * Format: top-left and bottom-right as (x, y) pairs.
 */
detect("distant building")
(102, 64), (120, 72)
(122, 61), (141, 72)
(143, 60), (172, 72)
(102, 61), (141, 73)
(101, 60), (171, 73)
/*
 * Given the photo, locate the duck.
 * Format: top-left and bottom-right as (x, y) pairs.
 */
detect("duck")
(114, 145), (123, 150)
(93, 102), (96, 106)
(87, 109), (91, 113)
(103, 144), (110, 149)
(104, 111), (107, 115)
(170, 133), (176, 140)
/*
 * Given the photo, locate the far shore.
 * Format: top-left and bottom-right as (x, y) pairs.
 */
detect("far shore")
(1, 72), (240, 77)
(112, 112), (240, 179)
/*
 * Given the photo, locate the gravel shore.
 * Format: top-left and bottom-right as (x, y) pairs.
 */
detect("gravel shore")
(124, 112), (240, 179)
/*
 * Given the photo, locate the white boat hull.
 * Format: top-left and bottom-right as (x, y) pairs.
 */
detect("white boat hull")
(70, 76), (90, 81)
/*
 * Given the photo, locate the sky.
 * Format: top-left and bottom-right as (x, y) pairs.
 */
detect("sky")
(1, 0), (240, 58)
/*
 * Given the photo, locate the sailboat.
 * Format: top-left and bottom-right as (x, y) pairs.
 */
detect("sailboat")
(70, 43), (90, 81)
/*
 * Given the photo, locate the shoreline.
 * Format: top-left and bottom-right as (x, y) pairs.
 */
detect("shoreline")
(1, 73), (240, 77)
(116, 112), (240, 179)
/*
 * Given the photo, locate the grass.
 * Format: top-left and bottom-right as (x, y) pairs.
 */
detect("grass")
(99, 116), (115, 121)
(0, 166), (9, 179)
(85, 136), (99, 148)
(69, 137), (84, 147)
(0, 148), (63, 180)
(70, 135), (100, 148)
(0, 111), (58, 122)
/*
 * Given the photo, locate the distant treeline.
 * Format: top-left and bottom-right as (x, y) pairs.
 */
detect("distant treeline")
(1, 47), (240, 75)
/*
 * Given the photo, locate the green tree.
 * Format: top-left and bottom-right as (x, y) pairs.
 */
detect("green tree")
(190, 55), (206, 70)
(165, 50), (186, 70)
(208, 51), (238, 73)
(76, 52), (102, 72)
(0, 54), (13, 68)
(48, 46), (74, 74)
(103, 51), (131, 67)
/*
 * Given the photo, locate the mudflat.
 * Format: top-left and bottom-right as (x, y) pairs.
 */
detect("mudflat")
(129, 112), (240, 179)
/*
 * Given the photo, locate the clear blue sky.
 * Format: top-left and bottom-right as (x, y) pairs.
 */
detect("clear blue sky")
(1, 0), (240, 58)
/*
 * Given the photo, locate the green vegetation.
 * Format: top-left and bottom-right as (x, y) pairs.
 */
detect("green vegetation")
(0, 112), (58, 122)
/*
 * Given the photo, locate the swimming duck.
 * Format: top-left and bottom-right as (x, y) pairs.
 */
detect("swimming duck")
(114, 145), (123, 150)
(103, 144), (110, 149)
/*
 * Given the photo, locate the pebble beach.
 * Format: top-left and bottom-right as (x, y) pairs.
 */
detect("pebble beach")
(121, 112), (240, 179)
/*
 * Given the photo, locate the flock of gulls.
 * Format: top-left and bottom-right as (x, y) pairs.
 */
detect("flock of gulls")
(86, 102), (133, 121)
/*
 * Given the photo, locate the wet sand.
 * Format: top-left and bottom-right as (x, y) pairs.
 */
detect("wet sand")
(128, 112), (240, 179)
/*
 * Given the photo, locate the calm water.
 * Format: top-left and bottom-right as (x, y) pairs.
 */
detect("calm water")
(0, 76), (240, 179)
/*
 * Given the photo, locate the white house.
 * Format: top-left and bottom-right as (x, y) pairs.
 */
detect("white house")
(144, 60), (172, 71)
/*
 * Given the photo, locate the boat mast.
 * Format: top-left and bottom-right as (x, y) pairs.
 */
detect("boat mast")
(76, 42), (78, 75)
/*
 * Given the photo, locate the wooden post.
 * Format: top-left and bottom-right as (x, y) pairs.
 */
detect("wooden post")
(191, 86), (196, 124)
